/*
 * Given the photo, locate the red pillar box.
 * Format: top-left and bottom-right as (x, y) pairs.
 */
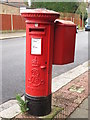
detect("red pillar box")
(21, 9), (60, 116)
(53, 19), (76, 65)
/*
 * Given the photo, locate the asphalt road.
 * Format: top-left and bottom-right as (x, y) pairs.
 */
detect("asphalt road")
(0, 31), (89, 104)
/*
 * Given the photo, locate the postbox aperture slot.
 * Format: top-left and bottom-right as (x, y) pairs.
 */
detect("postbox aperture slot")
(29, 28), (45, 33)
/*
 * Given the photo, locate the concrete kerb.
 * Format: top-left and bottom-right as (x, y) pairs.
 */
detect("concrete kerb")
(0, 60), (89, 119)
(78, 29), (85, 32)
(0, 32), (26, 40)
(0, 36), (26, 40)
(52, 60), (89, 93)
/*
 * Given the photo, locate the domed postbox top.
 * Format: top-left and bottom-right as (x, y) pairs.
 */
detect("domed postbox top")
(21, 8), (60, 22)
(55, 19), (76, 26)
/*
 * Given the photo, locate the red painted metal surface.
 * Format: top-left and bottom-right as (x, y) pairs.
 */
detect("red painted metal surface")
(21, 9), (60, 97)
(21, 9), (60, 23)
(53, 19), (76, 65)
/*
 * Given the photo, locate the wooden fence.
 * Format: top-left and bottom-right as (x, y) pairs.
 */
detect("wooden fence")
(0, 14), (26, 31)
(0, 13), (84, 31)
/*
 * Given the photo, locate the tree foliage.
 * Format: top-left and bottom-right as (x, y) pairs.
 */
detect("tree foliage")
(30, 2), (88, 23)
(76, 2), (88, 23)
(31, 2), (79, 13)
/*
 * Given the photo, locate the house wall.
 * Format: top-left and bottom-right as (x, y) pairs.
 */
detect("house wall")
(0, 3), (20, 15)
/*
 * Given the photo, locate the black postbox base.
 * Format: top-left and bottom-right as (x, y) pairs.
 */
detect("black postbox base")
(25, 94), (51, 116)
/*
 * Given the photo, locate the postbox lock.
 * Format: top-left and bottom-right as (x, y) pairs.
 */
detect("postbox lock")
(35, 23), (38, 27)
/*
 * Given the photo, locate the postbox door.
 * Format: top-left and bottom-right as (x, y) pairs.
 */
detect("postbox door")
(25, 23), (53, 97)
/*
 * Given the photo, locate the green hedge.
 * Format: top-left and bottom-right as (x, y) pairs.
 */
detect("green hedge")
(31, 2), (79, 13)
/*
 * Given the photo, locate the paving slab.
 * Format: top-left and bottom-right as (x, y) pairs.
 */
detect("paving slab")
(0, 104), (21, 119)
(88, 96), (90, 110)
(69, 107), (88, 118)
(0, 100), (17, 112)
(88, 110), (90, 120)
(79, 98), (88, 110)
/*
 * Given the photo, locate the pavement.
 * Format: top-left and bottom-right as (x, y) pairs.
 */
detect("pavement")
(0, 31), (89, 119)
